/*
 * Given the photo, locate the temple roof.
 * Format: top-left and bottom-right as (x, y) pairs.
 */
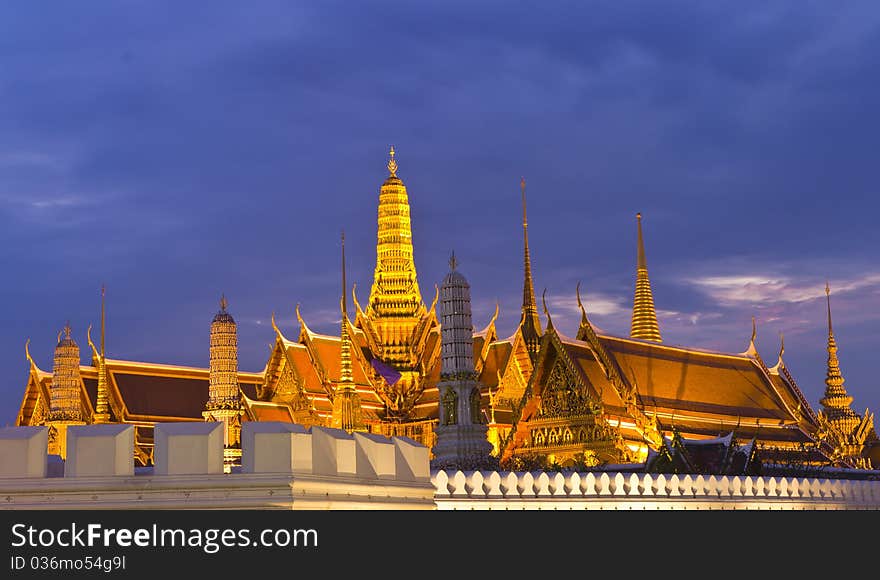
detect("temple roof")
(19, 359), (264, 425)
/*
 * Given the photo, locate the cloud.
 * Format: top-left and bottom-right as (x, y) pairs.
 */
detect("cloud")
(687, 272), (880, 306)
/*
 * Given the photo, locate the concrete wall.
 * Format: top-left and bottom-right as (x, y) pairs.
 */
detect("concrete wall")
(0, 423), (434, 510)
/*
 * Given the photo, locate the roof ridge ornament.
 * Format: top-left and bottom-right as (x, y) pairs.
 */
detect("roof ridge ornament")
(541, 288), (553, 330)
(743, 315), (759, 357)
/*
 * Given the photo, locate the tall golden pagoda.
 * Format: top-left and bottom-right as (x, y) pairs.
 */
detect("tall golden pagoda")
(353, 147), (440, 419)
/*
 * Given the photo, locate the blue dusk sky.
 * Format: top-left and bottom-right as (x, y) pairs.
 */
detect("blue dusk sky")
(2, 2), (879, 425)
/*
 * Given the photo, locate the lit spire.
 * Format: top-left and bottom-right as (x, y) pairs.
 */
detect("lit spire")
(630, 212), (662, 342)
(339, 230), (354, 387)
(91, 285), (110, 423)
(520, 177), (542, 361)
(332, 229), (365, 432)
(820, 283), (856, 418)
(363, 145), (431, 377)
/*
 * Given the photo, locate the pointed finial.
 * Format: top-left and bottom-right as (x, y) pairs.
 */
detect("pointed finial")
(541, 288), (553, 329)
(387, 145), (398, 177)
(64, 321), (71, 340)
(576, 281), (584, 312)
(751, 315), (757, 343)
(100, 283), (106, 357)
(772, 331), (785, 371)
(521, 177), (527, 227)
(449, 251), (457, 271)
(271, 311), (280, 335)
(825, 280), (833, 334)
(636, 213), (646, 270)
(341, 229), (348, 316)
(219, 293), (228, 312)
(25, 338), (34, 367)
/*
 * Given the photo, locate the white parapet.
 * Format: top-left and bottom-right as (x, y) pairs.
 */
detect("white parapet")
(65, 424), (134, 478)
(353, 432), (397, 479)
(310, 426), (357, 476)
(154, 422), (224, 476)
(0, 426), (48, 478)
(393, 436), (430, 482)
(241, 421), (311, 474)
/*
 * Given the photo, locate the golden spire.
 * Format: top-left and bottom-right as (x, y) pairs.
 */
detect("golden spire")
(820, 283), (856, 417)
(630, 212), (662, 342)
(363, 146), (431, 371)
(333, 229), (365, 432)
(219, 293), (228, 313)
(520, 177), (542, 361)
(387, 145), (398, 177)
(339, 230), (354, 387)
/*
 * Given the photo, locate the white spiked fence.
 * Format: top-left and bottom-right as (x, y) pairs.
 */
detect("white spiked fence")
(431, 469), (880, 510)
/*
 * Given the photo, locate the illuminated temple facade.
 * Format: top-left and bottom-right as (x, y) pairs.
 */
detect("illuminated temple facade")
(17, 149), (880, 472)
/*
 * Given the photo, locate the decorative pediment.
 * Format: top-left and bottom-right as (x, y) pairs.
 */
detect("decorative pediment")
(536, 359), (601, 419)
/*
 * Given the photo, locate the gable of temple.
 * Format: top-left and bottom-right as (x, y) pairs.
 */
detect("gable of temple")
(500, 327), (635, 467)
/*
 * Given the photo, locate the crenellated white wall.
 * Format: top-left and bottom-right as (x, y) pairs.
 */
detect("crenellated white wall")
(0, 423), (434, 510)
(431, 469), (880, 510)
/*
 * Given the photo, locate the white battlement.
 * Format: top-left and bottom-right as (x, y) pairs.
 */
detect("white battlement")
(0, 423), (434, 510)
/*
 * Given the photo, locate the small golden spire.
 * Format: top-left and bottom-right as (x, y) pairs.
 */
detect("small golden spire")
(219, 293), (228, 312)
(520, 176), (542, 360)
(449, 251), (457, 271)
(631, 212), (662, 342)
(387, 145), (398, 177)
(820, 281), (857, 423)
